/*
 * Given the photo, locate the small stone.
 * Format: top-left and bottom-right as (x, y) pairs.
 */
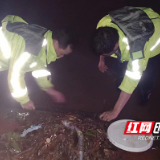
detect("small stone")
(46, 138), (51, 143)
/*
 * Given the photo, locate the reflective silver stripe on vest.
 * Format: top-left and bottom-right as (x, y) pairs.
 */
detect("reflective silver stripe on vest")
(125, 60), (141, 80)
(32, 69), (51, 78)
(150, 38), (160, 51)
(11, 52), (30, 98)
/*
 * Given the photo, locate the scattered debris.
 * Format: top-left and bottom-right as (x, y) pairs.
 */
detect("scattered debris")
(0, 110), (121, 160)
(20, 125), (42, 137)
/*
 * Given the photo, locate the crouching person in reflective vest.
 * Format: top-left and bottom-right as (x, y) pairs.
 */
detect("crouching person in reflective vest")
(0, 15), (74, 110)
(91, 7), (160, 121)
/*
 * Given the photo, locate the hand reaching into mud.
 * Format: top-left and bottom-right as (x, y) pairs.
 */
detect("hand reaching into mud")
(99, 110), (118, 121)
(21, 100), (35, 110)
(46, 87), (66, 103)
(100, 91), (131, 121)
(98, 60), (108, 73)
(98, 56), (108, 73)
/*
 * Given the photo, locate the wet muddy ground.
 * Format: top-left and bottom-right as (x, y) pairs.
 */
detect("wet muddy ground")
(0, 0), (160, 159)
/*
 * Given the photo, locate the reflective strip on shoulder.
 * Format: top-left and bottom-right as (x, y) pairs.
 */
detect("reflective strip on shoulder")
(150, 38), (160, 51)
(42, 39), (47, 47)
(122, 37), (130, 50)
(0, 27), (11, 59)
(32, 69), (51, 78)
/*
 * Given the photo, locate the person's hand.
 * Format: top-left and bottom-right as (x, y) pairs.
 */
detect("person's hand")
(98, 60), (108, 73)
(46, 88), (66, 103)
(99, 110), (118, 121)
(21, 100), (35, 110)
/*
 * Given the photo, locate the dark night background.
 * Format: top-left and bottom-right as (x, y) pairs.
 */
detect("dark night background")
(0, 0), (160, 159)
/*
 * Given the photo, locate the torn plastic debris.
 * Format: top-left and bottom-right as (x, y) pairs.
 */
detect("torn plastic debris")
(20, 125), (42, 137)
(18, 112), (29, 117)
(62, 120), (84, 160)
